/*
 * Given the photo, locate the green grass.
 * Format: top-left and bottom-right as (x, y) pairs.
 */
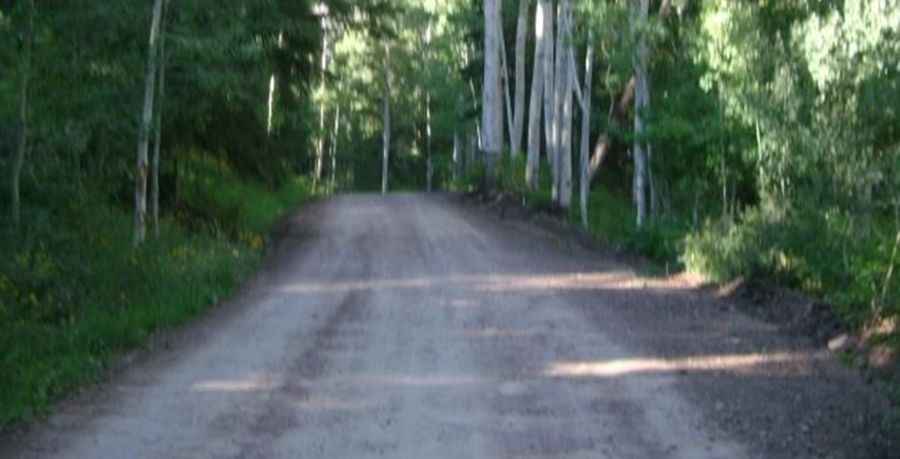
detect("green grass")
(0, 160), (314, 427)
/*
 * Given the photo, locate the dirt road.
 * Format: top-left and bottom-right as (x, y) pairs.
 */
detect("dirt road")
(5, 194), (892, 458)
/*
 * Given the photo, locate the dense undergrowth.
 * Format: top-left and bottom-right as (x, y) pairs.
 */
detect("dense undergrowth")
(0, 158), (314, 427)
(460, 156), (899, 345)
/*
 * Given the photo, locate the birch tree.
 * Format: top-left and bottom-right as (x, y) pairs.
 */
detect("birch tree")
(134, 0), (166, 245)
(10, 0), (34, 229)
(482, 0), (503, 189)
(510, 0), (529, 156)
(151, 0), (170, 239)
(542, 0), (556, 189)
(381, 45), (392, 195)
(551, 0), (574, 208)
(314, 12), (330, 187)
(632, 0), (650, 227)
(526, 0), (550, 189)
(425, 23), (434, 192)
(576, 40), (595, 228)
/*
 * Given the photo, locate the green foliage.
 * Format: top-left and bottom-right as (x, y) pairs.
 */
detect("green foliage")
(684, 205), (900, 327)
(0, 166), (313, 427)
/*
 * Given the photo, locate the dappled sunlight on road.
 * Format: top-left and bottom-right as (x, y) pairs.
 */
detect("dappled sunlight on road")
(279, 271), (695, 296)
(191, 374), (279, 392)
(543, 352), (814, 379)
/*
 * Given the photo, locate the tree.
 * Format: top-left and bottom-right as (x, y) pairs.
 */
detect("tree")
(134, 0), (166, 245)
(151, 0), (170, 238)
(510, 0), (529, 156)
(382, 44), (392, 195)
(632, 0), (650, 228)
(481, 0), (503, 189)
(10, 0), (34, 229)
(525, 0), (549, 190)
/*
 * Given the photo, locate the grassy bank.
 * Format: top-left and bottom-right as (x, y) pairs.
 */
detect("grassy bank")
(0, 160), (314, 427)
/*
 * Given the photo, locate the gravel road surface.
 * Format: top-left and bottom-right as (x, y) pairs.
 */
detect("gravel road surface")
(4, 194), (892, 458)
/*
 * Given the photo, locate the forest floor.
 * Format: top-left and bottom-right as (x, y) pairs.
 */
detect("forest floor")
(2, 193), (895, 458)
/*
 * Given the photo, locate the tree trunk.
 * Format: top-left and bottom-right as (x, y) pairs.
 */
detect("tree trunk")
(134, 0), (166, 246)
(632, 0), (650, 228)
(330, 104), (340, 190)
(11, 0), (34, 230)
(585, 0), (673, 196)
(381, 46), (392, 195)
(552, 0), (574, 208)
(525, 0), (548, 190)
(151, 0), (170, 239)
(511, 0), (529, 156)
(266, 32), (284, 135)
(426, 92), (433, 192)
(542, 0), (556, 194)
(482, 0), (503, 191)
(453, 129), (461, 182)
(315, 22), (329, 186)
(578, 41), (595, 229)
(500, 22), (514, 156)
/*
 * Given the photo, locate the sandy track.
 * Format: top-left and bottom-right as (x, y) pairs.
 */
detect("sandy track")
(3, 194), (891, 458)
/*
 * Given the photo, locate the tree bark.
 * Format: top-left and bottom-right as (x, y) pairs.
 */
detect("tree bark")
(584, 0), (673, 197)
(632, 0), (650, 228)
(425, 24), (434, 192)
(500, 22), (514, 155)
(266, 32), (284, 136)
(453, 129), (461, 182)
(11, 0), (34, 230)
(578, 41), (595, 229)
(552, 0), (574, 208)
(426, 92), (433, 192)
(511, 0), (529, 156)
(151, 0), (170, 239)
(525, 0), (548, 189)
(330, 104), (340, 190)
(134, 0), (165, 246)
(482, 0), (503, 191)
(541, 0), (555, 178)
(315, 20), (329, 187)
(381, 46), (392, 195)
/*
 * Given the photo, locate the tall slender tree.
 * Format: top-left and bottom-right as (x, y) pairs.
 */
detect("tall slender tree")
(381, 44), (392, 195)
(151, 0), (170, 239)
(482, 0), (503, 189)
(134, 0), (166, 245)
(632, 0), (650, 227)
(510, 0), (529, 156)
(526, 0), (550, 189)
(10, 0), (34, 229)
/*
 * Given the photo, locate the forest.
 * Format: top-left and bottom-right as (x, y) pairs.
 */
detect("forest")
(1, 0), (898, 430)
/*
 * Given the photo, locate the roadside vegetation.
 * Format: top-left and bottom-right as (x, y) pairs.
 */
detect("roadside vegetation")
(2, 0), (897, 433)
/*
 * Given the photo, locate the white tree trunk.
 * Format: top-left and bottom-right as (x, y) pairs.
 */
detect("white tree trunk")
(482, 0), (503, 190)
(542, 0), (555, 186)
(525, 0), (547, 189)
(266, 32), (284, 135)
(11, 0), (33, 229)
(382, 46), (392, 195)
(315, 21), (329, 186)
(453, 129), (461, 182)
(577, 42), (594, 229)
(511, 0), (529, 156)
(632, 0), (650, 228)
(500, 23), (514, 155)
(330, 104), (340, 190)
(134, 0), (165, 245)
(151, 0), (170, 239)
(426, 92), (433, 192)
(552, 0), (574, 208)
